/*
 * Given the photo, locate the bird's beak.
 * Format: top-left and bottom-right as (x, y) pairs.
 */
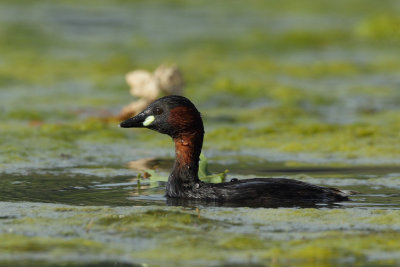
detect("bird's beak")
(120, 112), (147, 128)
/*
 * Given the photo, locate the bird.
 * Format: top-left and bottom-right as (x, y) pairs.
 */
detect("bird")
(120, 95), (354, 207)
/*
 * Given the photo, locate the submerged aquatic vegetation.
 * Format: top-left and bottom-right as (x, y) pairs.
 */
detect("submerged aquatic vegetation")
(205, 112), (400, 161)
(1, 202), (400, 266)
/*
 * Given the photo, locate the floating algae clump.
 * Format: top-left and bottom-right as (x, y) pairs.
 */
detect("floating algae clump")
(0, 234), (103, 253)
(1, 203), (400, 265)
(356, 15), (400, 41)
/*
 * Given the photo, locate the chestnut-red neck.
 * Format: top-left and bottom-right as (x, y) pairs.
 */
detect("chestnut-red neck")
(167, 131), (204, 197)
(165, 104), (204, 197)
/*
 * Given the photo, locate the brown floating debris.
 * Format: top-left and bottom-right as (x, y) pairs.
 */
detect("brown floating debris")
(118, 65), (184, 120)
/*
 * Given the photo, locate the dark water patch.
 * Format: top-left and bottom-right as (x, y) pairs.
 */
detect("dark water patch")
(1, 162), (400, 209)
(0, 261), (140, 267)
(0, 215), (17, 219)
(0, 171), (164, 207)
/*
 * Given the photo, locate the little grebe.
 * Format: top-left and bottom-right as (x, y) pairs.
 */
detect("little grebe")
(120, 95), (352, 205)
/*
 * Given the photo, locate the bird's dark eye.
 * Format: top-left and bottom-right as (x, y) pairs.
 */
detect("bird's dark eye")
(154, 107), (163, 115)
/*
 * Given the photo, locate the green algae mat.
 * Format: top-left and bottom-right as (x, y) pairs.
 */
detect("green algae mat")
(1, 0), (400, 266)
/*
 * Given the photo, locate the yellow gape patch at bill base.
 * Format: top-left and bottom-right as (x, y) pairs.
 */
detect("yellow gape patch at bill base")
(143, 115), (155, 126)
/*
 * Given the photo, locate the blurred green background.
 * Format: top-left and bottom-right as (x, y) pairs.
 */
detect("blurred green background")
(1, 0), (400, 171)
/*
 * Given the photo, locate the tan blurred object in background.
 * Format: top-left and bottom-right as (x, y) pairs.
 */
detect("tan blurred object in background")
(118, 65), (184, 120)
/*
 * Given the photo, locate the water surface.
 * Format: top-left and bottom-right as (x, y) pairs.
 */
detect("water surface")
(1, 160), (400, 266)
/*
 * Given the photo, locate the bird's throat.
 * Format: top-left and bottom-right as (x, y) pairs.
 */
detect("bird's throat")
(167, 132), (203, 196)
